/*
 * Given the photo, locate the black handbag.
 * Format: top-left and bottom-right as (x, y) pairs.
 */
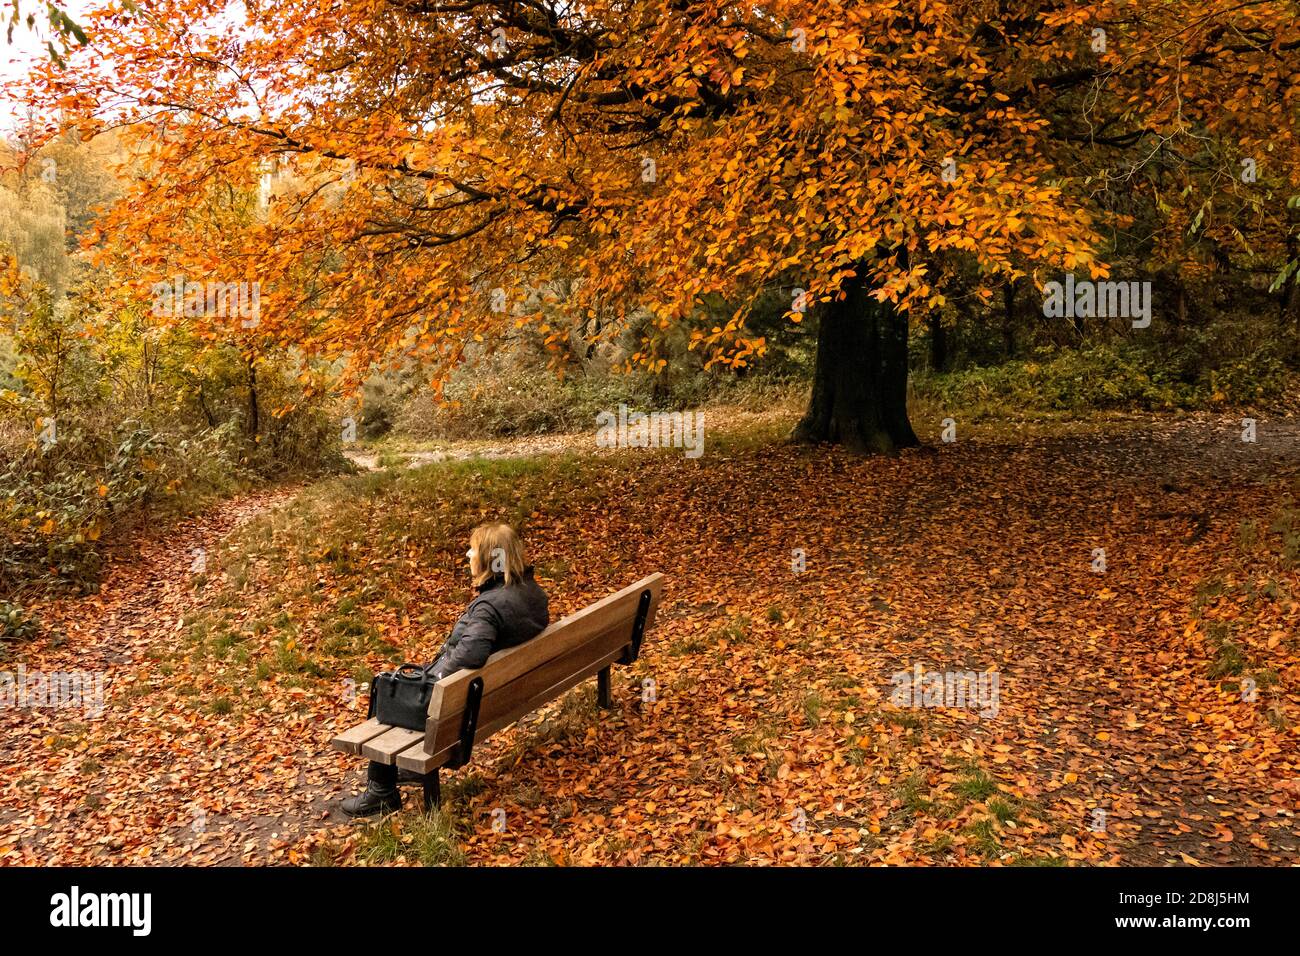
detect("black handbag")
(369, 663), (436, 731)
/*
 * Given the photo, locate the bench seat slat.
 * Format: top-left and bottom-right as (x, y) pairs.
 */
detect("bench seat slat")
(361, 725), (427, 763)
(330, 718), (394, 754)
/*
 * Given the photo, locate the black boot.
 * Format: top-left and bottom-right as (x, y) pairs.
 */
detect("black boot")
(342, 761), (402, 817)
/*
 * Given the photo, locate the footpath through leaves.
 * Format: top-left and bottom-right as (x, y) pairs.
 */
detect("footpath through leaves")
(1, 415), (1297, 866)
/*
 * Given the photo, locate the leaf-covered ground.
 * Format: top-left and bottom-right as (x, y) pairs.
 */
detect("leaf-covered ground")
(2, 414), (1298, 866)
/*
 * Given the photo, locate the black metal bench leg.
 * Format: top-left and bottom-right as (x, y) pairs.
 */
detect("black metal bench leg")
(597, 666), (613, 708)
(422, 769), (441, 812)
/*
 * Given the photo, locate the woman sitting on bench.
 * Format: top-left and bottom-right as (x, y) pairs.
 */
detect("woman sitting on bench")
(342, 521), (550, 817)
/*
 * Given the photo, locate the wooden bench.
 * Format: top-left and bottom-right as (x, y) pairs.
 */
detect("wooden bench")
(330, 573), (664, 810)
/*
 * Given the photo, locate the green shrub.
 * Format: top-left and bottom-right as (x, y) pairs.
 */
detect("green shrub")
(0, 417), (247, 594)
(1208, 349), (1290, 405)
(0, 599), (39, 655)
(0, 347), (348, 595)
(915, 341), (1292, 416)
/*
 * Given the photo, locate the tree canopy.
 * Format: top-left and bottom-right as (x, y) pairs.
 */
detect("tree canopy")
(17, 1), (1300, 429)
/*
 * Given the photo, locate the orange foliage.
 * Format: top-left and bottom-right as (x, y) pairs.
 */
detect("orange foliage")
(13, 0), (1300, 383)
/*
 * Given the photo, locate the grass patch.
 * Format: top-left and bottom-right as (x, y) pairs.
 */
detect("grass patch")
(308, 841), (345, 866)
(667, 634), (710, 656)
(987, 797), (1019, 824)
(1010, 852), (1067, 867)
(358, 811), (466, 867)
(520, 846), (560, 867)
(886, 711), (924, 730)
(897, 772), (934, 816)
(925, 833), (955, 856)
(188, 450), (629, 679)
(802, 691), (824, 728)
(962, 817), (1001, 859)
(953, 764), (999, 802)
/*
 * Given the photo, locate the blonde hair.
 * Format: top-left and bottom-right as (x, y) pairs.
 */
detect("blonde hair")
(469, 522), (527, 587)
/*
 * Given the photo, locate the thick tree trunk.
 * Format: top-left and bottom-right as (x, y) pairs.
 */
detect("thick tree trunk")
(793, 269), (919, 454)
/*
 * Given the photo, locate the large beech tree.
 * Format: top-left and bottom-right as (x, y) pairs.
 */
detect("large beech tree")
(20, 0), (1300, 451)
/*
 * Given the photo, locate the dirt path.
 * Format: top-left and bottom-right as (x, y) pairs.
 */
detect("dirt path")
(0, 486), (306, 863)
(340, 403), (792, 471)
(343, 433), (585, 471)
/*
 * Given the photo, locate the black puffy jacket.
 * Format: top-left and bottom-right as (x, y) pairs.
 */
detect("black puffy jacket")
(428, 568), (550, 679)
